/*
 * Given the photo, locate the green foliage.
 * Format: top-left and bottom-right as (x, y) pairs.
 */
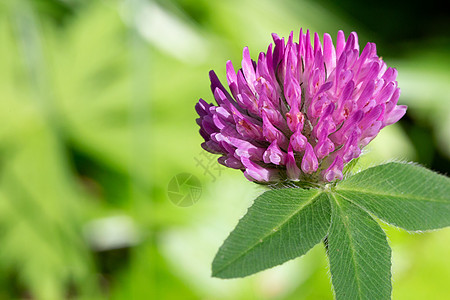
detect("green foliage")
(213, 162), (450, 299)
(212, 189), (331, 278)
(0, 128), (98, 299)
(327, 194), (391, 300)
(337, 162), (450, 230)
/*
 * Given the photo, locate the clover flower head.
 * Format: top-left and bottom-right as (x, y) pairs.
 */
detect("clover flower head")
(195, 29), (407, 184)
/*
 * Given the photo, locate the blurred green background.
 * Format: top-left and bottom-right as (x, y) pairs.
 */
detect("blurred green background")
(0, 0), (449, 299)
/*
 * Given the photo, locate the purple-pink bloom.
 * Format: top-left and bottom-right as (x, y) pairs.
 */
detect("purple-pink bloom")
(195, 29), (407, 183)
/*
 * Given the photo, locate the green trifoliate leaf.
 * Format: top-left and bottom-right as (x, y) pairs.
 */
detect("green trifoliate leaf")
(336, 162), (450, 230)
(327, 193), (392, 300)
(212, 189), (331, 278)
